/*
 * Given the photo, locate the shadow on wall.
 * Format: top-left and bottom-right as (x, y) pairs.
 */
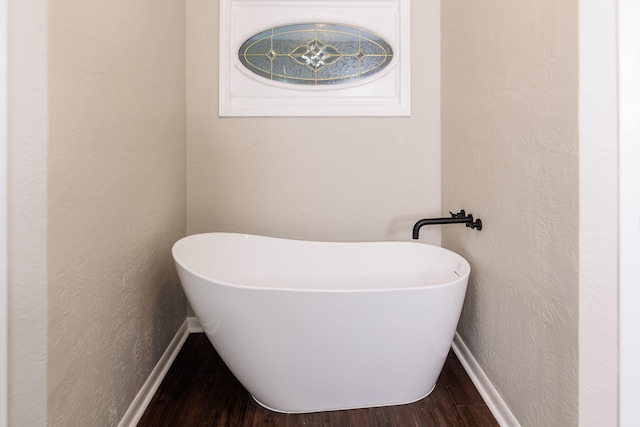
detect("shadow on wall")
(385, 213), (442, 244)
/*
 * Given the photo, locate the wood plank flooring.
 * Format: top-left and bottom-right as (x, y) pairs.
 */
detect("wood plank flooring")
(138, 334), (499, 427)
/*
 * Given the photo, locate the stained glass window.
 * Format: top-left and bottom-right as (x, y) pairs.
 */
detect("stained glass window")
(238, 23), (394, 86)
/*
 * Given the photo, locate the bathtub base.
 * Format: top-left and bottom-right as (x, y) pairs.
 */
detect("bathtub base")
(250, 383), (437, 414)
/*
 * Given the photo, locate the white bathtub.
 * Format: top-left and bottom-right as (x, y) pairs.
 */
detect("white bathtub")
(172, 233), (470, 413)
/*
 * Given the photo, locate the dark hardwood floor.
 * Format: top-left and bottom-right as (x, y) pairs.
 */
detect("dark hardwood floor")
(138, 334), (499, 427)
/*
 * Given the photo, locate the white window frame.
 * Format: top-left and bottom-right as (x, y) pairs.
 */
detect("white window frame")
(219, 0), (411, 117)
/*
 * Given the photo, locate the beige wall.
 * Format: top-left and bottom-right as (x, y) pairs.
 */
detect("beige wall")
(442, 1), (579, 426)
(47, 0), (186, 424)
(187, 0), (441, 243)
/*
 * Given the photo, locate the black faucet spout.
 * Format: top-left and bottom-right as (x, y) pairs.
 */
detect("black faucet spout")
(412, 210), (482, 239)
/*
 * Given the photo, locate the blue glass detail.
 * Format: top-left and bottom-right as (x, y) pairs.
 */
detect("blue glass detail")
(238, 23), (393, 86)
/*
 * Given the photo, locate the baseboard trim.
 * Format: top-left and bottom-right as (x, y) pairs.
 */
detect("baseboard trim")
(187, 316), (203, 333)
(118, 319), (190, 427)
(119, 321), (517, 426)
(452, 333), (521, 427)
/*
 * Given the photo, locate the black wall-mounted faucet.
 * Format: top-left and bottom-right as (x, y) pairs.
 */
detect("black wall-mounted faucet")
(412, 210), (482, 239)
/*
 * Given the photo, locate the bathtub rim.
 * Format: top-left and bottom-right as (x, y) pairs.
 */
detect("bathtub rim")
(172, 232), (471, 294)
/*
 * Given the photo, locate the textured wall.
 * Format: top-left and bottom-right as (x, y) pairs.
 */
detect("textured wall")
(441, 1), (579, 426)
(187, 0), (441, 243)
(47, 1), (187, 425)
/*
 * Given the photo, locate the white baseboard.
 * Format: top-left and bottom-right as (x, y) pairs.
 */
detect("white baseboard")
(187, 316), (203, 333)
(118, 321), (515, 427)
(452, 333), (521, 427)
(118, 319), (190, 427)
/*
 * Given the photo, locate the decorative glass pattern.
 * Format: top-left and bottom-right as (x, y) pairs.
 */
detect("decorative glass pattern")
(238, 23), (394, 86)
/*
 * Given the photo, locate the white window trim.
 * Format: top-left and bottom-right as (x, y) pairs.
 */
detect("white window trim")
(219, 0), (410, 117)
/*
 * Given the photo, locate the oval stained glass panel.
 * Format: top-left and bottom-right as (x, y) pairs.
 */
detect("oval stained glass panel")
(237, 23), (394, 86)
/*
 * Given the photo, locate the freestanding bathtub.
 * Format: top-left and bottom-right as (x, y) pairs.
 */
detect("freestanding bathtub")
(172, 233), (470, 413)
